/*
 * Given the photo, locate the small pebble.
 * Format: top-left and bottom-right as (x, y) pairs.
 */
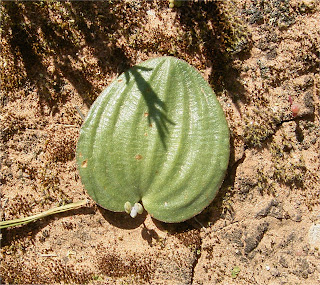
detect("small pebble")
(266, 265), (270, 271)
(291, 104), (300, 117)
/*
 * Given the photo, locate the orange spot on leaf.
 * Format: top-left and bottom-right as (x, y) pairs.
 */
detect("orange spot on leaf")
(135, 154), (143, 160)
(81, 160), (88, 168)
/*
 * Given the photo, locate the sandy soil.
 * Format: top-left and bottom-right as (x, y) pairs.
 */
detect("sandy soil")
(1, 0), (320, 284)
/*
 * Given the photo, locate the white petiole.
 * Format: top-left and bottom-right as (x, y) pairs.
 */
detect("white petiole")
(124, 202), (143, 218)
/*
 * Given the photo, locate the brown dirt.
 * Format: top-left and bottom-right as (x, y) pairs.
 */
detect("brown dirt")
(1, 1), (320, 284)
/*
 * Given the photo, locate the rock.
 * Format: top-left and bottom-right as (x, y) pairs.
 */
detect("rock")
(257, 222), (269, 237)
(244, 222), (269, 254)
(293, 258), (314, 279)
(280, 232), (296, 248)
(256, 199), (278, 217)
(270, 267), (280, 277)
(269, 205), (286, 220)
(224, 228), (244, 247)
(279, 256), (288, 268)
(308, 224), (320, 249)
(256, 199), (287, 220)
(244, 236), (258, 254)
(291, 211), (302, 222)
(303, 91), (315, 116)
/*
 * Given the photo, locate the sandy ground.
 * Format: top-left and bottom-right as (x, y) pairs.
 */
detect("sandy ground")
(1, 0), (320, 284)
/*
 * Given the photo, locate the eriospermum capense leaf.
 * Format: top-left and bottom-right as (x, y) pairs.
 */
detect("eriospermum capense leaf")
(76, 56), (230, 223)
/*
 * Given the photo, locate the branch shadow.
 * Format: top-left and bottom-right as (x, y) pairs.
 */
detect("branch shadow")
(3, 1), (64, 111)
(2, 1), (141, 111)
(66, 1), (133, 75)
(124, 66), (175, 148)
(175, 1), (251, 105)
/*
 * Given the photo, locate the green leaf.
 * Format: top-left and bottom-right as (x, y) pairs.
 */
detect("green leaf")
(231, 266), (241, 278)
(76, 56), (230, 223)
